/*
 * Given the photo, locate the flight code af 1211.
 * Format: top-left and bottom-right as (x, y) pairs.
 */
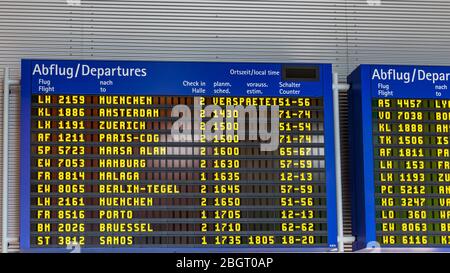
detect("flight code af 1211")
(175, 256), (274, 271)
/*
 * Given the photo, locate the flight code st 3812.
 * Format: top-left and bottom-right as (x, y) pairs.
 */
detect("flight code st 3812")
(175, 256), (274, 271)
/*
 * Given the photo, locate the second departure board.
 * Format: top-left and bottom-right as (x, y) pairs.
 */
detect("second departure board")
(349, 64), (450, 250)
(20, 60), (338, 252)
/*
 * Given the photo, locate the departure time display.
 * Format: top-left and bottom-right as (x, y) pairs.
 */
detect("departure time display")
(21, 60), (337, 252)
(349, 64), (450, 250)
(374, 98), (450, 246)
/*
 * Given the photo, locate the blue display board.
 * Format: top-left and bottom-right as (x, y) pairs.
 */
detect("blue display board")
(21, 59), (337, 252)
(349, 64), (450, 251)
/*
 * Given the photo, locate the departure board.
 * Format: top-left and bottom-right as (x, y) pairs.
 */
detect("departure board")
(349, 64), (450, 250)
(20, 60), (337, 252)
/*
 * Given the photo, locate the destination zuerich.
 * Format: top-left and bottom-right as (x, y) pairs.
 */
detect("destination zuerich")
(372, 68), (450, 84)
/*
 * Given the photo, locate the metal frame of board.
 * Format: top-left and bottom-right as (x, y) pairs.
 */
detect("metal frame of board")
(20, 59), (338, 253)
